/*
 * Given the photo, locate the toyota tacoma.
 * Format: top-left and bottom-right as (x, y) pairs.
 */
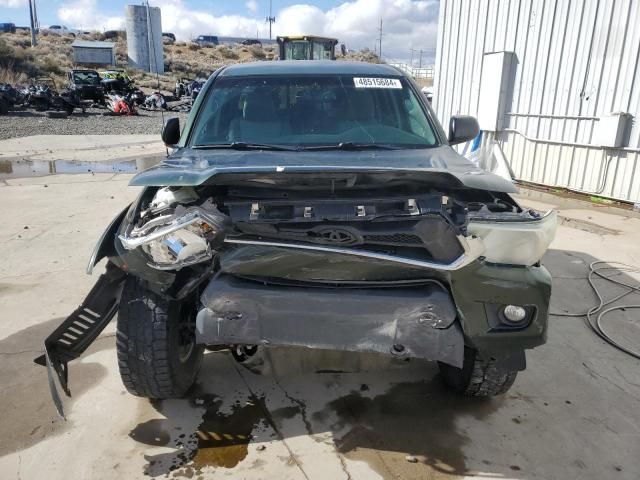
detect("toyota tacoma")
(36, 61), (556, 416)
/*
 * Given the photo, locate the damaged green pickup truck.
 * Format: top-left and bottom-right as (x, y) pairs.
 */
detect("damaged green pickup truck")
(36, 61), (556, 416)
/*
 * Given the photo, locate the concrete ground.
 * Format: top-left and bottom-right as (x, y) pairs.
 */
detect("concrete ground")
(0, 137), (639, 480)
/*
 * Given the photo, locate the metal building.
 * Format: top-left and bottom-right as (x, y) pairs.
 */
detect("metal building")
(434, 0), (640, 203)
(125, 4), (164, 74)
(71, 40), (116, 66)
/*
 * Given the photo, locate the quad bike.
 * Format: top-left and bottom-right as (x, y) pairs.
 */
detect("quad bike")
(104, 92), (138, 115)
(100, 73), (145, 105)
(26, 77), (82, 116)
(174, 78), (205, 101)
(143, 92), (167, 110)
(0, 83), (29, 112)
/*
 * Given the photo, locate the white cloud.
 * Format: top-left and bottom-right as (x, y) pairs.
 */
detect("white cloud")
(58, 0), (124, 31)
(275, 0), (439, 62)
(54, 0), (439, 62)
(0, 0), (26, 7)
(246, 0), (259, 14)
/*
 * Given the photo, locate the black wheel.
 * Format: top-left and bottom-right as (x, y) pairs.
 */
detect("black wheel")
(0, 98), (8, 115)
(116, 276), (204, 398)
(438, 347), (518, 396)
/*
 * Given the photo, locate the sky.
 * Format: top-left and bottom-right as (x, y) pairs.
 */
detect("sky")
(0, 0), (439, 63)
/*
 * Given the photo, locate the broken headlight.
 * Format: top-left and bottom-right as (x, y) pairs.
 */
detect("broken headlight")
(118, 205), (228, 270)
(467, 210), (557, 266)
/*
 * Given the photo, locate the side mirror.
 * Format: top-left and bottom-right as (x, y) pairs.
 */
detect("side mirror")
(448, 115), (479, 145)
(161, 117), (180, 146)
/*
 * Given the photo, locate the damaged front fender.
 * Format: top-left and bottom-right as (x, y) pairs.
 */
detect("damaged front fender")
(86, 205), (130, 275)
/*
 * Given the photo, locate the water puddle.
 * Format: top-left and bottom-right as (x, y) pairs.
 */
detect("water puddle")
(0, 157), (161, 180)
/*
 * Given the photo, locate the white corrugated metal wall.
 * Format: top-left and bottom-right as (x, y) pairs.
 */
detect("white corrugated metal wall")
(434, 0), (640, 203)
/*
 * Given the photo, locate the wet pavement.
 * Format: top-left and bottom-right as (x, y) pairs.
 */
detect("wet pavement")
(0, 140), (639, 479)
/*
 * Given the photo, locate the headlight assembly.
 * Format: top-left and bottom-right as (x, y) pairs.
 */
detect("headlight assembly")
(118, 206), (228, 270)
(467, 210), (557, 266)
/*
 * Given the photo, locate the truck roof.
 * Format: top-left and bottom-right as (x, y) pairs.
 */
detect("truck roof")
(219, 60), (404, 77)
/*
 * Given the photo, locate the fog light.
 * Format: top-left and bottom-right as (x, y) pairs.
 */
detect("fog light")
(503, 305), (527, 324)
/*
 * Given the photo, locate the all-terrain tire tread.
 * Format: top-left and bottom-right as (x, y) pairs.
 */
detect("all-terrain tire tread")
(461, 354), (517, 397)
(439, 348), (518, 397)
(116, 278), (185, 398)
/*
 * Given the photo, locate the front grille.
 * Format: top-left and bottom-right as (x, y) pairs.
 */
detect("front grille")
(363, 233), (423, 245)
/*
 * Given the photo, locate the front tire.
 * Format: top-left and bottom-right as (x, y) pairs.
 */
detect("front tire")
(116, 277), (204, 398)
(438, 347), (518, 396)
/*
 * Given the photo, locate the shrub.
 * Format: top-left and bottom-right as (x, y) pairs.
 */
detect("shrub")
(39, 56), (63, 75)
(0, 38), (14, 64)
(217, 46), (238, 59)
(187, 42), (200, 51)
(249, 45), (265, 59)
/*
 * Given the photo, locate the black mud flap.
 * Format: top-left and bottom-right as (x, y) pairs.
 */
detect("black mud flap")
(34, 264), (127, 418)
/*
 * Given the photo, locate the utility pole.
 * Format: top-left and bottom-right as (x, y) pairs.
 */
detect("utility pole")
(378, 18), (383, 60)
(266, 0), (276, 40)
(28, 0), (37, 47)
(410, 48), (425, 68)
(32, 0), (38, 29)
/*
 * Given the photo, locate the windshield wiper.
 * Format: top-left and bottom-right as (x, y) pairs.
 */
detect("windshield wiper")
(300, 142), (400, 151)
(193, 142), (297, 151)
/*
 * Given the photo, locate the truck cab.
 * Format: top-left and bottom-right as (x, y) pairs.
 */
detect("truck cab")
(277, 35), (338, 60)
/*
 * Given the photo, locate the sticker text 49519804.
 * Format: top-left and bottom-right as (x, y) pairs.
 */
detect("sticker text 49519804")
(353, 77), (402, 89)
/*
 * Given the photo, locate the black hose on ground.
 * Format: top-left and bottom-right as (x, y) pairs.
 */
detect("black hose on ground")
(550, 261), (640, 359)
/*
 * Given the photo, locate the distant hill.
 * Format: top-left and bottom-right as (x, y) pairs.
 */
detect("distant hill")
(0, 30), (381, 94)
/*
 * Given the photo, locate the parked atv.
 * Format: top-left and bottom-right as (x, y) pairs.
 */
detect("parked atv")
(100, 70), (145, 105)
(26, 77), (81, 115)
(0, 83), (29, 110)
(143, 92), (167, 110)
(174, 77), (204, 100)
(104, 92), (137, 115)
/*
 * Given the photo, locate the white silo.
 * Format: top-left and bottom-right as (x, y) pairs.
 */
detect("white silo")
(125, 4), (164, 74)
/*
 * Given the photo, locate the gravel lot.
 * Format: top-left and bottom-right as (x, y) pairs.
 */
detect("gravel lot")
(0, 107), (189, 140)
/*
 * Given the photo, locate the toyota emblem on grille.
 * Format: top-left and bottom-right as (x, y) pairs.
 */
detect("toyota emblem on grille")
(317, 228), (356, 244)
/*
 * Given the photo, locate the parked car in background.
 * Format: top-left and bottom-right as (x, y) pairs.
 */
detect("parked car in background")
(0, 22), (16, 34)
(162, 32), (176, 42)
(241, 39), (262, 47)
(103, 30), (124, 40)
(194, 35), (219, 46)
(42, 25), (75, 36)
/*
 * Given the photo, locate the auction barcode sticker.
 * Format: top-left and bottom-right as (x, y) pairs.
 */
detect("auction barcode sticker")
(353, 77), (402, 89)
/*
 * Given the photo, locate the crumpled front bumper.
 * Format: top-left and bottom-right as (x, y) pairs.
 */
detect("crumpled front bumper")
(196, 274), (465, 368)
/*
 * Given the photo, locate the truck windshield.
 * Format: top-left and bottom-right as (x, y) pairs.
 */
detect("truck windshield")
(73, 71), (100, 85)
(190, 75), (439, 149)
